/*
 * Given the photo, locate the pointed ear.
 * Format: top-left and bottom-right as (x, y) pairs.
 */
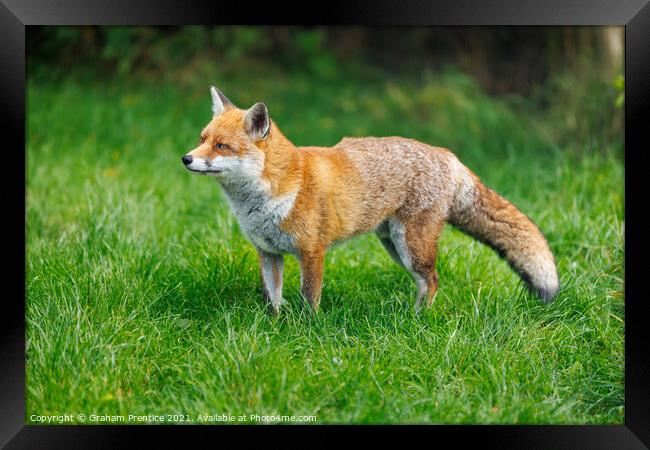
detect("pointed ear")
(210, 85), (234, 117)
(244, 102), (271, 141)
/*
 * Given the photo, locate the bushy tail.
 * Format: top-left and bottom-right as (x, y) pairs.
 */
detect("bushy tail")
(449, 166), (559, 302)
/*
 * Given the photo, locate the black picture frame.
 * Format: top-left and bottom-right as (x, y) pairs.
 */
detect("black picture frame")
(3, 0), (648, 447)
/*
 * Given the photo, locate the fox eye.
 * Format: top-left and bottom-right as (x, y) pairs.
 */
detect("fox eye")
(215, 143), (229, 150)
(199, 136), (206, 144)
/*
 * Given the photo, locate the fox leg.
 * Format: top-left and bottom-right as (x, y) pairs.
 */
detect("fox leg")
(388, 212), (445, 312)
(378, 237), (406, 267)
(258, 250), (284, 314)
(298, 248), (325, 312)
(376, 221), (406, 267)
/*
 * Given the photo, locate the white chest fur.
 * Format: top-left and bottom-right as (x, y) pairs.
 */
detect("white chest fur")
(220, 180), (298, 255)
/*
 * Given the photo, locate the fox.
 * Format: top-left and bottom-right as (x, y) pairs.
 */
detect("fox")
(181, 86), (560, 314)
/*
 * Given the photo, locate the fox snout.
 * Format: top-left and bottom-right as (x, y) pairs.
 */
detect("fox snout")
(181, 152), (224, 175)
(181, 153), (204, 173)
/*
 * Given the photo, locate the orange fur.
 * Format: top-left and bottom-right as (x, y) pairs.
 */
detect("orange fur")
(183, 91), (560, 313)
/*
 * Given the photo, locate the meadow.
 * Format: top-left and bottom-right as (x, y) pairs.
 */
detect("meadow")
(26, 69), (624, 424)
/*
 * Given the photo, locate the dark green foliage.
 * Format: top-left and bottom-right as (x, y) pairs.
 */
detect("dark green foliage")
(27, 26), (623, 154)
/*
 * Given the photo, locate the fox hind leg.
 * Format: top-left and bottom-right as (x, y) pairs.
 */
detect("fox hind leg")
(387, 212), (445, 312)
(376, 221), (405, 267)
(378, 237), (406, 267)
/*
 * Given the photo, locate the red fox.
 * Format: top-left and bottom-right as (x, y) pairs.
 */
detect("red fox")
(182, 86), (560, 314)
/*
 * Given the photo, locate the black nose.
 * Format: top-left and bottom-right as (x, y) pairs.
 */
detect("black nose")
(182, 155), (193, 166)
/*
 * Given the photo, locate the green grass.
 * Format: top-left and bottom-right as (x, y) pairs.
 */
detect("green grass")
(26, 71), (624, 424)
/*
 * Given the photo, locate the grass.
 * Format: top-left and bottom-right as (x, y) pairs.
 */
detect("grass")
(26, 70), (624, 424)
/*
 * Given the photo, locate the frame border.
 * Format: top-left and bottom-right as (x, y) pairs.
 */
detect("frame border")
(3, 0), (648, 447)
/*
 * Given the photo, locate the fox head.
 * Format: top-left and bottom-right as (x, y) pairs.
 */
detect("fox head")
(182, 86), (271, 182)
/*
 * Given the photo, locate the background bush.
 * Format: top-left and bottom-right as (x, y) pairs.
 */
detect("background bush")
(27, 26), (624, 153)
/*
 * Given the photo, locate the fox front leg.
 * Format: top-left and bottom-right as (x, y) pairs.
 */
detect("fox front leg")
(258, 250), (284, 314)
(298, 248), (325, 312)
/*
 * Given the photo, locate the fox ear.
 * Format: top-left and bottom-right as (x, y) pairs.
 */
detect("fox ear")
(244, 102), (271, 141)
(210, 85), (234, 117)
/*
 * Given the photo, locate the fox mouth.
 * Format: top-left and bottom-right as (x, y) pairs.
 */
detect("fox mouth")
(186, 167), (223, 175)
